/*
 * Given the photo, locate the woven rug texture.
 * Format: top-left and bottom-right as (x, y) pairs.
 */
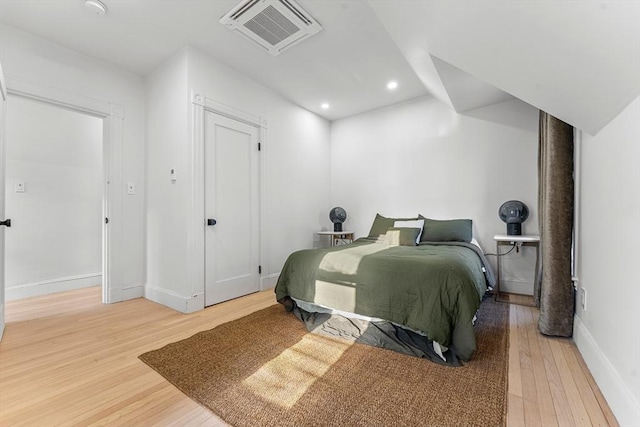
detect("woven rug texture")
(139, 297), (509, 427)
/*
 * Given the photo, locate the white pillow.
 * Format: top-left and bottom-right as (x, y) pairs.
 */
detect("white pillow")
(393, 219), (425, 244)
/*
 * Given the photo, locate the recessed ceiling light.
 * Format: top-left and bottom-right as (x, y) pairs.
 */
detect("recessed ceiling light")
(321, 103), (330, 109)
(85, 0), (107, 16)
(387, 81), (398, 90)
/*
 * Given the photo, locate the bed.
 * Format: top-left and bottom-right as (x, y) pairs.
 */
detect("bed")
(274, 214), (496, 365)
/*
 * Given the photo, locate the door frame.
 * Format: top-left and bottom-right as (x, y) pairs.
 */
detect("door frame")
(0, 64), (6, 340)
(2, 77), (124, 304)
(188, 91), (267, 310)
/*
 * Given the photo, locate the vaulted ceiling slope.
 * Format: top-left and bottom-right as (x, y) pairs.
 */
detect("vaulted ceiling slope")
(0, 1), (638, 134)
(370, 1), (640, 135)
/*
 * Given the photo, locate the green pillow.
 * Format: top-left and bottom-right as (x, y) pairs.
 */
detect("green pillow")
(385, 227), (420, 246)
(419, 216), (473, 243)
(367, 213), (419, 237)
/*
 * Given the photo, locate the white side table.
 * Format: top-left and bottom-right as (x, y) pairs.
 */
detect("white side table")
(317, 231), (354, 247)
(494, 234), (541, 306)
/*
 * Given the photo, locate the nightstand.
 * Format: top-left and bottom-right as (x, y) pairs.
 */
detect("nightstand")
(317, 231), (354, 247)
(494, 234), (540, 306)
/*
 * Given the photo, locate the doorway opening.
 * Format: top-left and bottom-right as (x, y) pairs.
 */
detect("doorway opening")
(4, 94), (105, 306)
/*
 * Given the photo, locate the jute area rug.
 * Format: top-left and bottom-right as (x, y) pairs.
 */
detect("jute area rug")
(139, 298), (509, 427)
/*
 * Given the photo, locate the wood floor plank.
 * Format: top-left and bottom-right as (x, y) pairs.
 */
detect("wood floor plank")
(0, 287), (619, 427)
(548, 339), (593, 427)
(516, 304), (543, 427)
(507, 393), (526, 427)
(522, 305), (558, 427)
(78, 380), (169, 426)
(536, 334), (575, 427)
(560, 341), (611, 427)
(574, 347), (620, 427)
(508, 304), (523, 398)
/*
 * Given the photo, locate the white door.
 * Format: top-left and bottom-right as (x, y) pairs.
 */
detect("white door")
(205, 111), (260, 306)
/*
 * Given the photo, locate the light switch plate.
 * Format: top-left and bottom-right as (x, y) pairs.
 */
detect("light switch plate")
(15, 180), (25, 193)
(127, 183), (135, 195)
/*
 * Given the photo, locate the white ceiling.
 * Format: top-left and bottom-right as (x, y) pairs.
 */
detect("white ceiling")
(0, 0), (638, 133)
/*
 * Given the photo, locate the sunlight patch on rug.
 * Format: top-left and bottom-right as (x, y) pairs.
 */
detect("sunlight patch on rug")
(242, 333), (353, 409)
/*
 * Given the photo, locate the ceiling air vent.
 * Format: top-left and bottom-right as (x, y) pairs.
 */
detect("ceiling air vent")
(220, 0), (322, 56)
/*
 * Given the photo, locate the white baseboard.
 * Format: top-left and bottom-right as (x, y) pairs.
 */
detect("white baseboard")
(122, 285), (143, 301)
(106, 284), (123, 303)
(143, 285), (203, 314)
(261, 272), (279, 291)
(106, 284), (143, 304)
(185, 293), (204, 313)
(144, 274), (279, 314)
(6, 273), (102, 301)
(573, 315), (639, 426)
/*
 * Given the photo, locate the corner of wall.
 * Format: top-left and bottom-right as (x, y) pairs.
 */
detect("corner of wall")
(143, 285), (204, 314)
(260, 273), (280, 291)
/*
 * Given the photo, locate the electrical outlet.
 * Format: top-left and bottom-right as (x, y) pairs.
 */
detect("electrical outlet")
(581, 287), (587, 310)
(15, 180), (25, 193)
(127, 183), (135, 195)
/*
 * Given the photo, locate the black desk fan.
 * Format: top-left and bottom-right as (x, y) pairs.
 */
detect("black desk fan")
(329, 207), (347, 232)
(499, 200), (529, 235)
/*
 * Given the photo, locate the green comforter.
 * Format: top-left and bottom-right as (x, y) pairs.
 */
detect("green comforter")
(275, 238), (493, 361)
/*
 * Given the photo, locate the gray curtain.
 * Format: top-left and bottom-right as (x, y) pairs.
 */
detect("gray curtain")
(537, 111), (574, 337)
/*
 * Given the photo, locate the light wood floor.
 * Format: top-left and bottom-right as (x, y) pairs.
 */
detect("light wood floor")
(0, 287), (618, 426)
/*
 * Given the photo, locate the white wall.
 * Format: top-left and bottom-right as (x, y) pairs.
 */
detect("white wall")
(145, 49), (190, 310)
(5, 96), (102, 299)
(330, 96), (540, 293)
(575, 96), (640, 426)
(0, 24), (146, 296)
(144, 47), (331, 311)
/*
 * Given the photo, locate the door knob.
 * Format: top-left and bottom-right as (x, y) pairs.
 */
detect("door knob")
(0, 219), (11, 227)
(207, 219), (217, 226)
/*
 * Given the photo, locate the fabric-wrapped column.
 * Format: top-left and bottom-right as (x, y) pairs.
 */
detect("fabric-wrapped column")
(537, 111), (574, 337)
